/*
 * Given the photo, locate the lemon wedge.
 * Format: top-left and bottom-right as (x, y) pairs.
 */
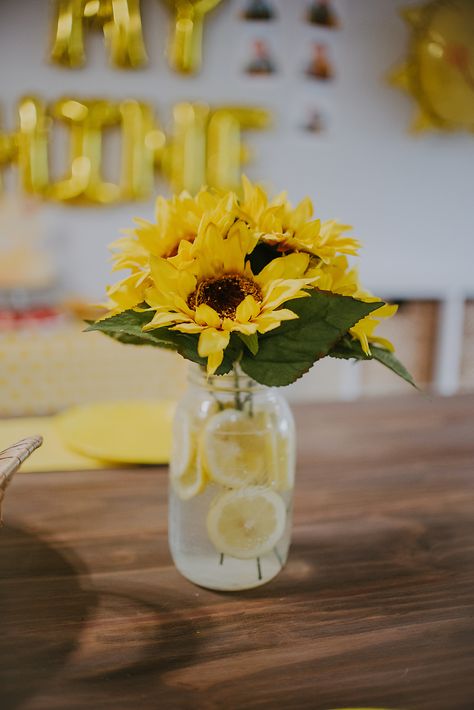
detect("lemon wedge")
(202, 409), (277, 488)
(206, 487), (286, 559)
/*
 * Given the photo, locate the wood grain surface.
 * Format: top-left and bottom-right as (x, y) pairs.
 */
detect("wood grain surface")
(1, 394), (473, 710)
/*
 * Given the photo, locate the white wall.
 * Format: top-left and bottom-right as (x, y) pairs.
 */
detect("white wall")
(0, 0), (473, 302)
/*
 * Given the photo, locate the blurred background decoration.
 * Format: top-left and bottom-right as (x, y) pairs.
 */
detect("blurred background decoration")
(0, 0), (473, 471)
(0, 97), (271, 201)
(50, 0), (148, 69)
(242, 0), (276, 22)
(306, 42), (334, 81)
(50, 0), (226, 74)
(164, 0), (226, 74)
(0, 193), (186, 420)
(245, 38), (277, 75)
(307, 0), (339, 28)
(303, 107), (326, 134)
(389, 0), (474, 133)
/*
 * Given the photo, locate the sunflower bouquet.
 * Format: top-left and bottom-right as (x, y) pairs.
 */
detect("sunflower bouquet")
(89, 177), (414, 591)
(89, 177), (413, 388)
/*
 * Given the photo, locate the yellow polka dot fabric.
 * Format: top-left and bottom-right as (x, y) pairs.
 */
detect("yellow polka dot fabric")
(0, 321), (187, 417)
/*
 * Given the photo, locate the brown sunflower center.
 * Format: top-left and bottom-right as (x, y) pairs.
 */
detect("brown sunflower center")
(188, 273), (262, 319)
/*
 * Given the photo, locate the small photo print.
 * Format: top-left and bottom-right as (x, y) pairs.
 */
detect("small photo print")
(241, 0), (276, 21)
(306, 0), (339, 28)
(306, 43), (334, 81)
(302, 107), (327, 134)
(245, 39), (277, 76)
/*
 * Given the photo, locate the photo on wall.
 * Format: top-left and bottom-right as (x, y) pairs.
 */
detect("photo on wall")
(244, 38), (277, 75)
(307, 0), (340, 28)
(241, 0), (276, 21)
(302, 106), (327, 134)
(306, 42), (334, 80)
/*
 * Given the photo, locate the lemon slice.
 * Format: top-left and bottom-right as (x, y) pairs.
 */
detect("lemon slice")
(170, 414), (208, 499)
(172, 453), (207, 500)
(206, 487), (286, 559)
(170, 413), (194, 480)
(202, 409), (277, 488)
(274, 431), (295, 492)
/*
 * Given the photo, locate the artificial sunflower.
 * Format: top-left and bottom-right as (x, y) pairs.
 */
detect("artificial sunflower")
(142, 219), (316, 374)
(238, 176), (360, 264)
(308, 255), (398, 354)
(92, 178), (413, 390)
(132, 188), (222, 260)
(104, 188), (236, 316)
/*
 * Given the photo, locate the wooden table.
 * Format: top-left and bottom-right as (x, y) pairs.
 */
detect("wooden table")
(1, 394), (474, 710)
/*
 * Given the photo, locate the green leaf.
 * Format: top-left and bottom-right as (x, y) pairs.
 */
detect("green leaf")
(85, 311), (171, 347)
(240, 290), (383, 386)
(238, 332), (259, 356)
(329, 335), (417, 388)
(86, 309), (241, 376)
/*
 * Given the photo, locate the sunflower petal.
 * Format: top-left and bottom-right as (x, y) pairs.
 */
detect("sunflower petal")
(195, 304), (221, 328)
(235, 295), (261, 323)
(256, 253), (310, 286)
(206, 349), (225, 375)
(198, 328), (230, 357)
(143, 311), (190, 331)
(255, 308), (298, 334)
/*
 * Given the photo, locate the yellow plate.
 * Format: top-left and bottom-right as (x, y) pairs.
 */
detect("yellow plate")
(0, 417), (107, 472)
(56, 400), (175, 465)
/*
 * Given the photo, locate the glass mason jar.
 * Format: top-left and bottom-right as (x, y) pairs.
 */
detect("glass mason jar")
(168, 365), (296, 591)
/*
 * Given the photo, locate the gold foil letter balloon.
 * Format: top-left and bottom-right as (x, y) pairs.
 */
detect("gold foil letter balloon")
(390, 0), (474, 132)
(162, 102), (209, 194)
(51, 0), (147, 68)
(49, 99), (165, 204)
(164, 0), (226, 74)
(0, 97), (50, 195)
(49, 98), (122, 204)
(0, 97), (270, 202)
(119, 100), (167, 200)
(207, 107), (271, 190)
(162, 103), (272, 193)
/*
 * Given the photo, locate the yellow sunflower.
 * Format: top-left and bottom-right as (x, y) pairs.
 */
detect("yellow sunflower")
(142, 220), (316, 374)
(101, 234), (152, 317)
(308, 256), (398, 354)
(350, 302), (398, 355)
(132, 188), (222, 260)
(103, 271), (151, 318)
(238, 176), (360, 263)
(104, 188), (234, 316)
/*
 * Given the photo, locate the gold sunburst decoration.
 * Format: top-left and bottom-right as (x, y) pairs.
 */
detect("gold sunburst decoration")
(390, 0), (474, 133)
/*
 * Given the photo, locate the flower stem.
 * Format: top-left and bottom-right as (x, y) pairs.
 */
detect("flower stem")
(233, 366), (242, 410)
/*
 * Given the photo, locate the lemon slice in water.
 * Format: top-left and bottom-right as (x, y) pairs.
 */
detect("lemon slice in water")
(206, 487), (286, 559)
(274, 430), (295, 492)
(170, 413), (208, 499)
(172, 452), (207, 500)
(170, 413), (194, 480)
(202, 409), (276, 488)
